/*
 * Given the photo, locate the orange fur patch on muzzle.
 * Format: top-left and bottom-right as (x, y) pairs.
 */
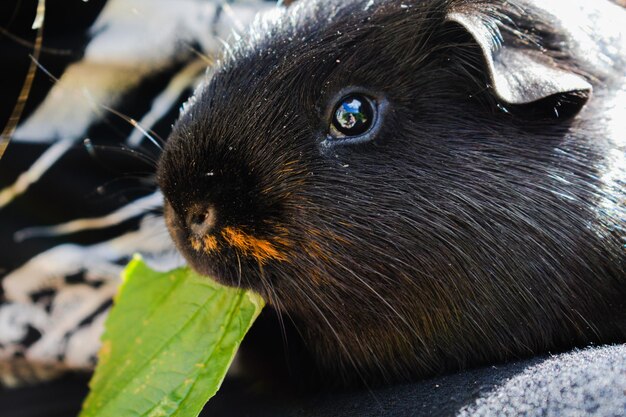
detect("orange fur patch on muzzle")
(222, 226), (288, 264)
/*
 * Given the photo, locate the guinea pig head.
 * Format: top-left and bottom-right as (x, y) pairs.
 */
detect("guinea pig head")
(157, 0), (625, 383)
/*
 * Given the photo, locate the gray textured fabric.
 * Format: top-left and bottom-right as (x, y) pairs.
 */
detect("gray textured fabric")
(199, 344), (626, 417)
(458, 345), (626, 417)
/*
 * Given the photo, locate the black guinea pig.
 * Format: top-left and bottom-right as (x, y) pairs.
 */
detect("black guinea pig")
(157, 0), (626, 384)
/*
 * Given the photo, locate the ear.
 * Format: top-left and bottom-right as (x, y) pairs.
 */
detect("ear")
(446, 8), (592, 119)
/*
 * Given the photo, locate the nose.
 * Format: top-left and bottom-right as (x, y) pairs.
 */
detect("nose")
(186, 204), (217, 238)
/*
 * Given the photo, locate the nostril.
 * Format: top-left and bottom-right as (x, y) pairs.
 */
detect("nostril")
(186, 204), (217, 238)
(189, 213), (205, 226)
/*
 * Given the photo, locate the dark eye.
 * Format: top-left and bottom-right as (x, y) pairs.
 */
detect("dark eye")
(329, 94), (376, 139)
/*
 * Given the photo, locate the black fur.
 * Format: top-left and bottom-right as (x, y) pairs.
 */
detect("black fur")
(157, 0), (626, 385)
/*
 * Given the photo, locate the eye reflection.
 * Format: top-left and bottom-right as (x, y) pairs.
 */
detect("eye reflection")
(331, 94), (375, 137)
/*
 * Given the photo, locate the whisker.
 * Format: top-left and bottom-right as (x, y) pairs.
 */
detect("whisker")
(28, 54), (167, 154)
(83, 139), (159, 168)
(126, 59), (206, 148)
(293, 280), (366, 384)
(259, 277), (287, 338)
(28, 52), (60, 82)
(334, 262), (416, 345)
(235, 252), (242, 288)
(93, 185), (159, 204)
(259, 278), (296, 378)
(99, 105), (164, 151)
(94, 173), (157, 184)
(0, 27), (72, 55)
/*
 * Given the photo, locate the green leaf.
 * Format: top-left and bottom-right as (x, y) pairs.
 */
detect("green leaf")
(79, 255), (265, 417)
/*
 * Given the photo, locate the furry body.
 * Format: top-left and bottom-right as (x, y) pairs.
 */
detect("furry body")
(158, 0), (626, 384)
